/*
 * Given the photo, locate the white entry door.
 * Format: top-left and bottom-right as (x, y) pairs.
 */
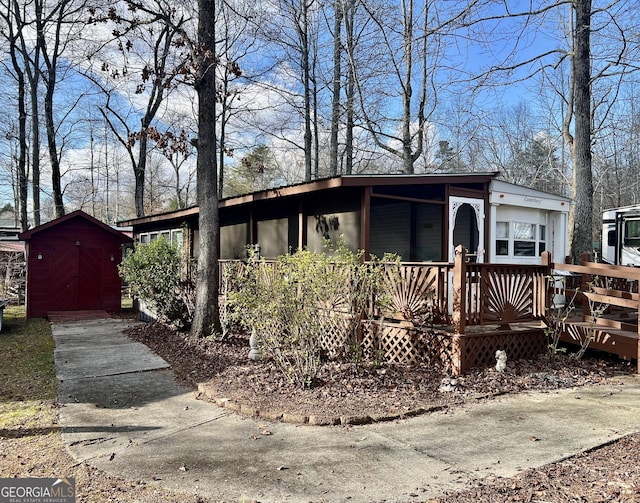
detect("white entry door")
(448, 196), (485, 262)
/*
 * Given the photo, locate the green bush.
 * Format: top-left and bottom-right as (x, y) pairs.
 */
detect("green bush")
(227, 242), (396, 388)
(119, 237), (189, 328)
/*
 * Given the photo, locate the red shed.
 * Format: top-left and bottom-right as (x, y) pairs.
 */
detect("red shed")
(19, 210), (132, 318)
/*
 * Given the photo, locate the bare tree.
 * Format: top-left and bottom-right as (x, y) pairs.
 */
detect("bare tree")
(342, 0), (356, 174)
(250, 0), (320, 182)
(146, 124), (195, 209)
(92, 0), (193, 217)
(561, 0), (593, 262)
(0, 0), (105, 222)
(328, 0), (341, 176)
(461, 1), (640, 259)
(213, 0), (256, 197)
(190, 0), (222, 338)
(0, 0), (28, 230)
(351, 0), (473, 174)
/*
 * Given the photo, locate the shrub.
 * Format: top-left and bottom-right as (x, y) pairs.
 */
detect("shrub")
(119, 237), (190, 328)
(227, 242), (396, 388)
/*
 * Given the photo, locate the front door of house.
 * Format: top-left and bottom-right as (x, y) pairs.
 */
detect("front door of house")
(448, 196), (485, 262)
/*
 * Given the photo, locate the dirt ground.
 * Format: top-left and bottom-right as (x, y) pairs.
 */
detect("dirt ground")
(124, 321), (640, 502)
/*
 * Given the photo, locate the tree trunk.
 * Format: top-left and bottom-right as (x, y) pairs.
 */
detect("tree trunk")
(191, 0), (222, 338)
(401, 0), (414, 174)
(312, 65), (319, 179)
(5, 4), (29, 231)
(44, 66), (64, 218)
(14, 67), (28, 231)
(329, 0), (342, 177)
(218, 74), (228, 198)
(30, 79), (41, 226)
(135, 126), (148, 217)
(301, 0), (312, 181)
(344, 0), (355, 175)
(16, 70), (28, 231)
(25, 0), (42, 226)
(571, 0), (593, 262)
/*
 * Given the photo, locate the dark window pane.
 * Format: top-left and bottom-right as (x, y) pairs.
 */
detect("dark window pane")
(515, 241), (535, 256)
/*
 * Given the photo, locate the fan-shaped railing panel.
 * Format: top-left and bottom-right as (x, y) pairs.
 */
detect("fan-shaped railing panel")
(380, 263), (451, 325)
(465, 263), (549, 327)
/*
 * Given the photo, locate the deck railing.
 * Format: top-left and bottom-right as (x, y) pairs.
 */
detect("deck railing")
(452, 246), (550, 333)
(176, 250), (640, 373)
(218, 249), (551, 332)
(379, 261), (452, 325)
(217, 250), (640, 372)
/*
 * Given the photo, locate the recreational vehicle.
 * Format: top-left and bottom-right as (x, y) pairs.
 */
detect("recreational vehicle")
(602, 204), (640, 266)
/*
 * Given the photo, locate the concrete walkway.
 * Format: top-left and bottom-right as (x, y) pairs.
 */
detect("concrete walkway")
(53, 318), (640, 503)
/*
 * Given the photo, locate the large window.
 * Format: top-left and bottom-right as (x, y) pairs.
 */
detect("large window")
(370, 200), (443, 261)
(624, 219), (640, 247)
(496, 221), (546, 258)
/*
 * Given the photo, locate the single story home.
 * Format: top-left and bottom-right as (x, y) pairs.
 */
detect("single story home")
(119, 173), (570, 266)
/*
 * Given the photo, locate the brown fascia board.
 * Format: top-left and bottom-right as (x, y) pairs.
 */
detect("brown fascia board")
(119, 172), (499, 226)
(118, 206), (199, 227)
(341, 172), (498, 187)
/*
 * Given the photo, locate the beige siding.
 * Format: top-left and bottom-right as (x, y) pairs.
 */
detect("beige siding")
(306, 210), (361, 253)
(257, 218), (289, 258)
(221, 223), (248, 259)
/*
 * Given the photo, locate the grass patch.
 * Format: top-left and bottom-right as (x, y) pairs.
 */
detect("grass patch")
(0, 306), (56, 430)
(0, 305), (55, 400)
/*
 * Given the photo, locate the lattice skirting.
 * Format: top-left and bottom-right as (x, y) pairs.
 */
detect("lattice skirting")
(221, 297), (547, 375)
(356, 322), (546, 375)
(455, 330), (547, 374)
(357, 321), (455, 371)
(317, 313), (356, 359)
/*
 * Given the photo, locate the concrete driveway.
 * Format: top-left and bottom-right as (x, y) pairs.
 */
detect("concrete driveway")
(53, 318), (640, 503)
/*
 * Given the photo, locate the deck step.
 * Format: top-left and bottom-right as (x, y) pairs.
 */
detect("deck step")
(560, 320), (638, 360)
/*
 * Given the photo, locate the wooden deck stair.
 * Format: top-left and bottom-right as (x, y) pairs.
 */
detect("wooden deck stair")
(561, 318), (639, 361)
(552, 255), (640, 367)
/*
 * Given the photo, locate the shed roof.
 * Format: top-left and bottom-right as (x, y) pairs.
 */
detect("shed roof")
(19, 210), (133, 243)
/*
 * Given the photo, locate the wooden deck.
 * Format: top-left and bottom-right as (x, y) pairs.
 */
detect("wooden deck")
(218, 249), (640, 374)
(561, 320), (638, 359)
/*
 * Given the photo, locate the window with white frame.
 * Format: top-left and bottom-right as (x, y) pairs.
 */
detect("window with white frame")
(138, 228), (184, 252)
(496, 222), (509, 255)
(538, 225), (546, 255)
(171, 229), (183, 248)
(496, 221), (546, 258)
(514, 222), (536, 256)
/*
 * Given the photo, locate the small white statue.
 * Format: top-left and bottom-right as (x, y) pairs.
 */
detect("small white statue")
(495, 349), (507, 372)
(248, 329), (263, 361)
